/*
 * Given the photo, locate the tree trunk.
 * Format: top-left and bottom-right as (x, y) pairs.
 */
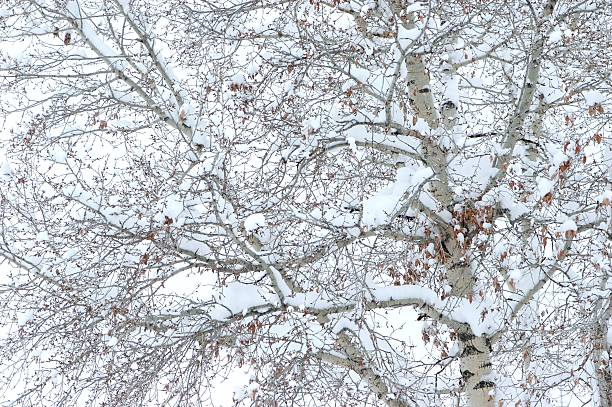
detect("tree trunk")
(458, 331), (495, 407)
(592, 293), (611, 407)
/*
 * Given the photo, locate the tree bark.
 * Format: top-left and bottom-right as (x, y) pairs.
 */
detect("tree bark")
(592, 286), (611, 407)
(458, 331), (495, 407)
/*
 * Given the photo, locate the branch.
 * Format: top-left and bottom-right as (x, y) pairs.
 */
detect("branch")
(317, 329), (414, 407)
(481, 0), (558, 196)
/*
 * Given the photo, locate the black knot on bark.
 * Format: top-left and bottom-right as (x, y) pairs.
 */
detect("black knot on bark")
(441, 101), (456, 109)
(461, 344), (480, 357)
(458, 332), (475, 341)
(474, 381), (495, 389)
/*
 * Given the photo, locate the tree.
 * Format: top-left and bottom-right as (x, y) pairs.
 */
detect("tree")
(0, 0), (610, 406)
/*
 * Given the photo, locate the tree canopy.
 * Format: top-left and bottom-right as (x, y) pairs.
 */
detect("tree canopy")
(0, 0), (610, 406)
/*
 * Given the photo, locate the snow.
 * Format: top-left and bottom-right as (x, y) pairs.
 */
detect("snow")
(406, 2), (427, 13)
(178, 103), (195, 127)
(450, 155), (499, 193)
(539, 83), (565, 103)
(0, 160), (13, 177)
(349, 66), (370, 84)
(596, 190), (612, 203)
(302, 116), (321, 134)
(103, 335), (118, 347)
(210, 282), (274, 320)
(362, 194), (403, 227)
(583, 90), (605, 105)
(373, 285), (436, 303)
(418, 191), (438, 211)
(398, 25), (422, 48)
(332, 316), (360, 334)
(443, 75), (460, 105)
(117, 0), (130, 13)
(244, 213), (266, 232)
(285, 291), (335, 310)
(1, 1), (610, 404)
(557, 219), (577, 233)
(49, 145), (67, 164)
(548, 29), (563, 43)
(162, 194), (184, 219)
(229, 73), (246, 85)
(66, 1), (126, 71)
(192, 128), (211, 147)
(17, 310), (34, 326)
(371, 285), (501, 336)
(536, 177), (554, 197)
(359, 1), (376, 16)
(550, 150), (569, 168)
(497, 186), (529, 220)
(361, 166), (433, 227)
(35, 231), (49, 241)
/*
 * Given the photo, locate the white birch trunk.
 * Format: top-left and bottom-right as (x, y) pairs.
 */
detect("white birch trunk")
(458, 331), (495, 407)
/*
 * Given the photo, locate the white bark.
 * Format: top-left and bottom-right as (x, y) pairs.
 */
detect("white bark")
(458, 331), (495, 407)
(592, 277), (611, 407)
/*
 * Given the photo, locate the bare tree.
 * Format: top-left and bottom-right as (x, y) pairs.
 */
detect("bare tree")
(0, 0), (610, 406)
